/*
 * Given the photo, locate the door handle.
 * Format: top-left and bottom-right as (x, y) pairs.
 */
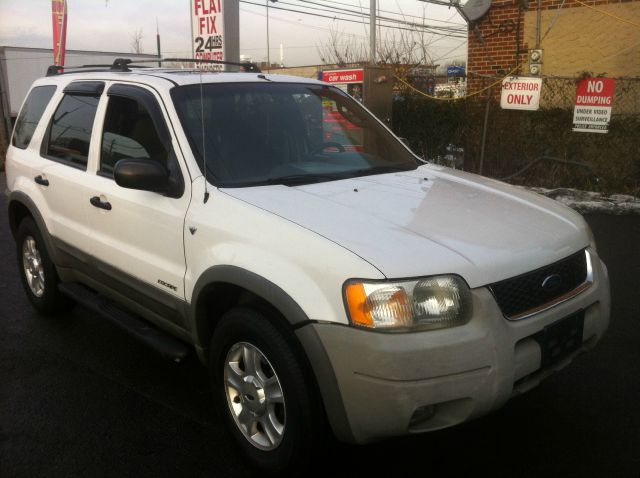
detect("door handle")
(90, 196), (112, 211)
(34, 175), (49, 186)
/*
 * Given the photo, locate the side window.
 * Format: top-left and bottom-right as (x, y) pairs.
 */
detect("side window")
(12, 85), (57, 149)
(100, 95), (169, 177)
(44, 93), (100, 169)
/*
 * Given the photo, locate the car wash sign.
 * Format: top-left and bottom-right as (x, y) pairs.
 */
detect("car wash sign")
(191, 0), (224, 69)
(572, 78), (615, 134)
(321, 69), (364, 84)
(500, 77), (542, 111)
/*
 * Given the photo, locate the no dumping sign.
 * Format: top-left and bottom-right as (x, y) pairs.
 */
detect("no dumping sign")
(572, 78), (615, 134)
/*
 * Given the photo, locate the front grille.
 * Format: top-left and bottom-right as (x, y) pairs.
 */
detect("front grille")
(489, 250), (590, 319)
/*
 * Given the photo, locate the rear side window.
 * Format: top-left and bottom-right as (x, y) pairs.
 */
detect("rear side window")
(12, 86), (57, 149)
(44, 93), (100, 169)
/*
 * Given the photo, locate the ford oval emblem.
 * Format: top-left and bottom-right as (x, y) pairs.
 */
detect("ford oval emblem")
(541, 274), (563, 291)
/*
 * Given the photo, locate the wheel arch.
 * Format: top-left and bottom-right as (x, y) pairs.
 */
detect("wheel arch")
(189, 265), (311, 358)
(8, 192), (59, 263)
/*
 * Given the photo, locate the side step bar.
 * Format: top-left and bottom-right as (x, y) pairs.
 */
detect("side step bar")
(59, 282), (191, 363)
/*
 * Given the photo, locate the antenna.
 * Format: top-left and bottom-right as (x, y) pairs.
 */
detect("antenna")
(199, 70), (209, 204)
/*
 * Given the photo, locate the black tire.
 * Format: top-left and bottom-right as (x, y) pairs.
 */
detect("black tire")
(210, 307), (324, 474)
(16, 217), (73, 315)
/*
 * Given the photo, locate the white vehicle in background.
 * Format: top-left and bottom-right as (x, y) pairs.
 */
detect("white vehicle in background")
(5, 58), (610, 473)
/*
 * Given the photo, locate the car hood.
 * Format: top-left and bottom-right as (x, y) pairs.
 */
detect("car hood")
(220, 164), (590, 287)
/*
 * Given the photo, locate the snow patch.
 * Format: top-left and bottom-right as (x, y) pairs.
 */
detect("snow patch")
(526, 187), (640, 215)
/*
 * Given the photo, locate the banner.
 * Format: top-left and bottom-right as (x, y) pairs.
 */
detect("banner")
(191, 0), (224, 70)
(52, 0), (68, 67)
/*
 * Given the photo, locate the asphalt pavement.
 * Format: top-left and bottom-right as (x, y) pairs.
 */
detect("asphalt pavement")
(1, 172), (639, 477)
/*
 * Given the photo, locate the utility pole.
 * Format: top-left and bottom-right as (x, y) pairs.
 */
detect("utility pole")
(156, 17), (161, 67)
(266, 0), (277, 71)
(266, 0), (270, 70)
(369, 0), (376, 65)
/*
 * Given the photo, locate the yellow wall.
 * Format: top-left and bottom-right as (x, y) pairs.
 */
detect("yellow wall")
(524, 3), (640, 77)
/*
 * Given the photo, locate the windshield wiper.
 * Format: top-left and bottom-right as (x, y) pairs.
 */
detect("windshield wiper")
(350, 164), (417, 177)
(259, 173), (348, 186)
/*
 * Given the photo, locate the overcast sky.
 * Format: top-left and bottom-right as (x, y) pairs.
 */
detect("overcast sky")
(0, 0), (467, 66)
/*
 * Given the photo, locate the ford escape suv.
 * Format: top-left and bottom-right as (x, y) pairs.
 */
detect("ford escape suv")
(5, 60), (610, 472)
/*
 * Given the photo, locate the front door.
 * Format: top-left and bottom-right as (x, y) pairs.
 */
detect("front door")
(83, 83), (191, 328)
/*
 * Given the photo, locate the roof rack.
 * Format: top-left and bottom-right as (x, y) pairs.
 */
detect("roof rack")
(46, 57), (261, 76)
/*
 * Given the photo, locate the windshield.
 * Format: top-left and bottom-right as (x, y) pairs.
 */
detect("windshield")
(171, 82), (418, 187)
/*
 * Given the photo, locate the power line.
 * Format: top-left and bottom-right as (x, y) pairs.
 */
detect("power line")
(239, 0), (467, 38)
(323, 0), (465, 26)
(241, 7), (461, 51)
(294, 0), (466, 34)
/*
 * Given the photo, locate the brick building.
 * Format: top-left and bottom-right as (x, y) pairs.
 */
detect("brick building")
(467, 0), (640, 95)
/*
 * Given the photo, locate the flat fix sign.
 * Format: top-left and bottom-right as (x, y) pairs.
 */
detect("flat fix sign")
(191, 0), (224, 70)
(572, 78), (615, 134)
(322, 69), (364, 84)
(500, 77), (542, 111)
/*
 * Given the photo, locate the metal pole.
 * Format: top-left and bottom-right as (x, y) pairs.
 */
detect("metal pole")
(156, 17), (161, 67)
(370, 0), (376, 65)
(0, 55), (13, 167)
(266, 0), (270, 71)
(536, 0), (542, 48)
(478, 85), (492, 175)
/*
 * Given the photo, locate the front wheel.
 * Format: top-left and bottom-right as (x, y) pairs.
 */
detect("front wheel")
(210, 307), (324, 473)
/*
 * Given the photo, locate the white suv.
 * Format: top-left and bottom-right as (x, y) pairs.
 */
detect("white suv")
(5, 60), (610, 473)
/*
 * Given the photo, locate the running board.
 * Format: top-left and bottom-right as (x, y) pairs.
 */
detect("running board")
(59, 282), (191, 363)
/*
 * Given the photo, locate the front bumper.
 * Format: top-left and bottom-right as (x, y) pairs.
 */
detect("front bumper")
(297, 250), (610, 444)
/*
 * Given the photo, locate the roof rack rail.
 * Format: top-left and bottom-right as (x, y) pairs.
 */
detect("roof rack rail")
(46, 57), (261, 76)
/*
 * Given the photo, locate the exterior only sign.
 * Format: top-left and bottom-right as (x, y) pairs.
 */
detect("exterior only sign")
(191, 0), (224, 69)
(500, 77), (542, 111)
(572, 78), (616, 134)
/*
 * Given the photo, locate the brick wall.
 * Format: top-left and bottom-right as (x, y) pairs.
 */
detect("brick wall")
(467, 0), (640, 97)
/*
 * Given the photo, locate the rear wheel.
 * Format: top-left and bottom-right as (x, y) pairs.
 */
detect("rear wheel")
(16, 217), (73, 315)
(210, 307), (323, 473)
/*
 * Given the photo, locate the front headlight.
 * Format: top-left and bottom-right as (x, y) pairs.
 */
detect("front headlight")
(344, 275), (473, 331)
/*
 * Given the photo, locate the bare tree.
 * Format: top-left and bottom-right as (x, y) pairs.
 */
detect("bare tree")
(317, 28), (368, 67)
(130, 29), (144, 54)
(317, 25), (434, 68)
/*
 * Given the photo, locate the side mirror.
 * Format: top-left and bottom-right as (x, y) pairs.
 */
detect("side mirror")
(114, 159), (169, 193)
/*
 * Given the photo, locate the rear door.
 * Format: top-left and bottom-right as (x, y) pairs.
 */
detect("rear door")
(83, 82), (191, 328)
(36, 81), (104, 254)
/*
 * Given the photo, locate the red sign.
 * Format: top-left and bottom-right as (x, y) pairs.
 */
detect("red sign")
(575, 78), (615, 106)
(322, 69), (364, 84)
(51, 0), (68, 67)
(573, 78), (616, 133)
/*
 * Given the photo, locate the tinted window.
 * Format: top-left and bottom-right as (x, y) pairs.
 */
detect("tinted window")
(171, 83), (417, 187)
(12, 86), (56, 149)
(45, 94), (100, 168)
(100, 95), (168, 176)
